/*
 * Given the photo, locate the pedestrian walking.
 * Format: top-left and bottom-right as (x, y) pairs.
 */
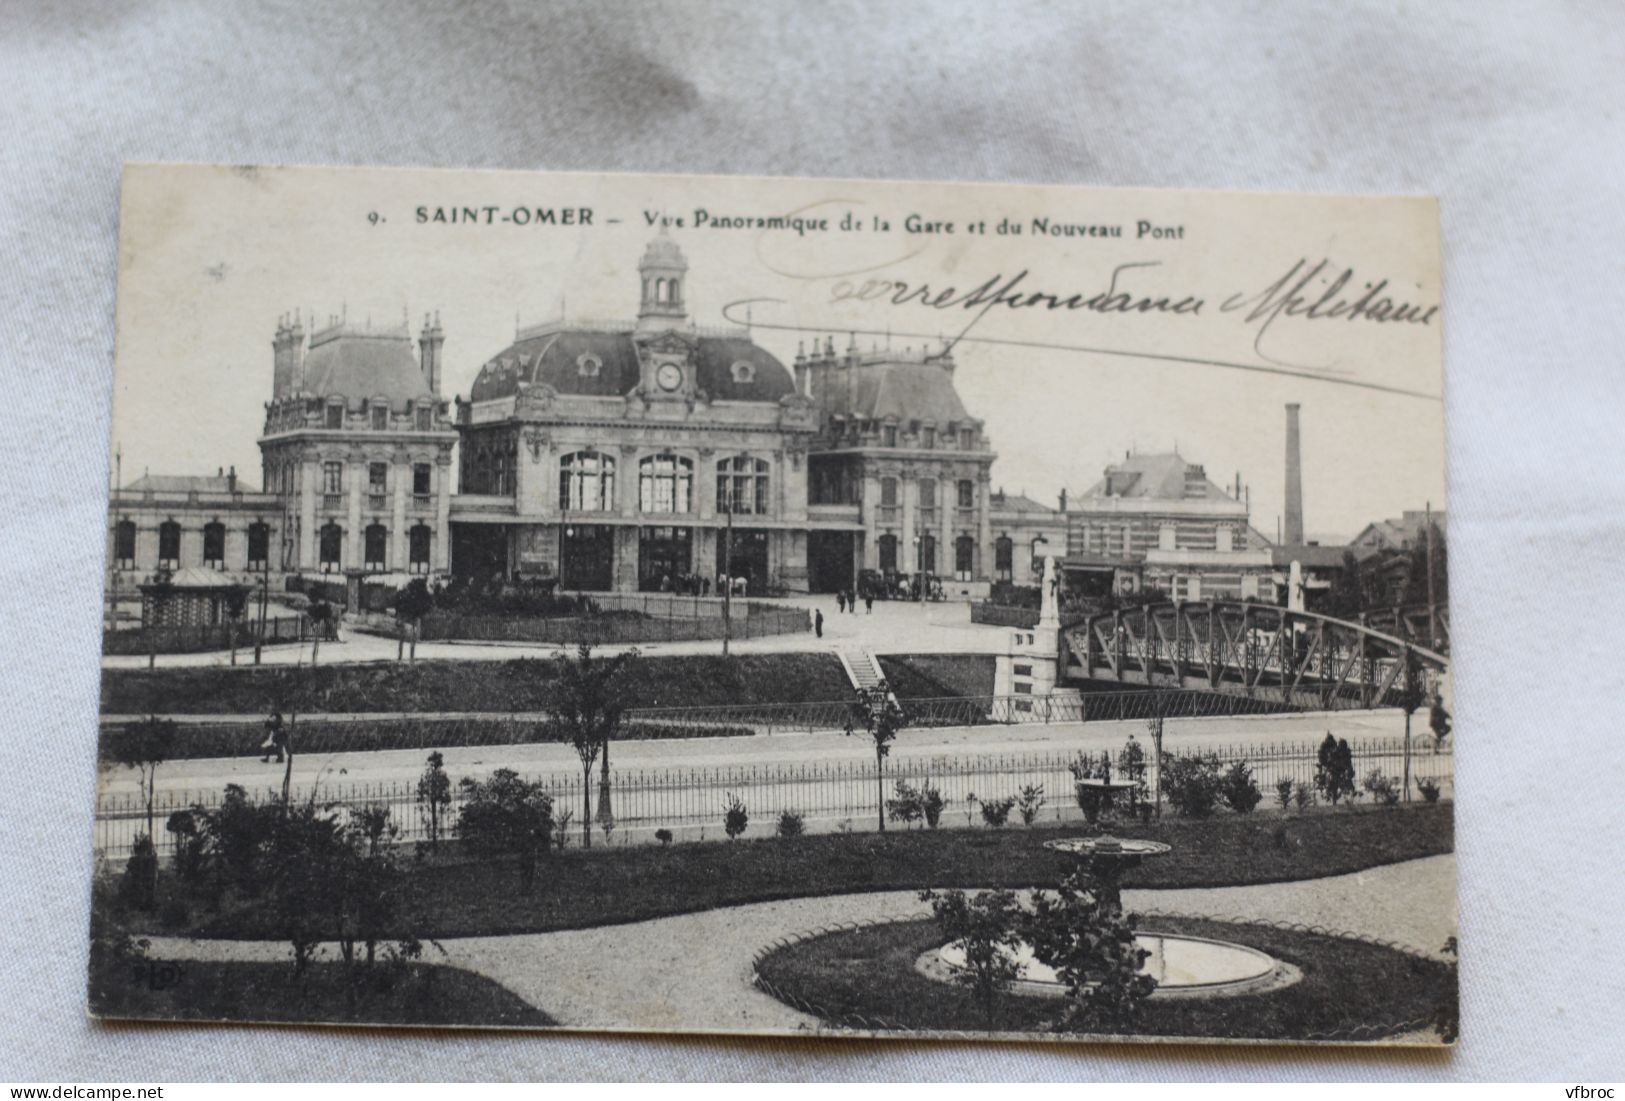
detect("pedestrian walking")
(836, 590), (846, 614)
(814, 609), (824, 638)
(865, 592), (874, 614)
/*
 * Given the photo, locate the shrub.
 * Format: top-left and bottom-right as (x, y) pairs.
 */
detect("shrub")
(1160, 753), (1225, 818)
(1275, 777), (1295, 812)
(165, 809), (208, 883)
(1017, 784), (1046, 826)
(455, 769), (554, 889)
(1117, 736), (1150, 815)
(1314, 734), (1357, 805)
(655, 828), (674, 846)
(118, 834), (159, 912)
(886, 779), (924, 828)
(1363, 769), (1401, 806)
(554, 808), (573, 850)
(1220, 761), (1262, 814)
(723, 792), (749, 839)
(920, 781), (948, 829)
(1025, 872), (1156, 1030)
(776, 810), (805, 838)
(1417, 778), (1442, 804)
(1293, 781), (1316, 811)
(978, 795), (1016, 828)
(919, 887), (1026, 1029)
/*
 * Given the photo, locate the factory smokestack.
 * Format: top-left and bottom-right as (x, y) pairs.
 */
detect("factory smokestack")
(1283, 403), (1304, 545)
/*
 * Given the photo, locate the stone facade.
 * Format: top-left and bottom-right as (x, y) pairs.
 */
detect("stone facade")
(447, 235), (822, 594)
(256, 312), (458, 578)
(106, 472), (283, 593)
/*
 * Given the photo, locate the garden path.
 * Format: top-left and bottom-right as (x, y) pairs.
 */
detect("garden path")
(144, 852), (1455, 1035)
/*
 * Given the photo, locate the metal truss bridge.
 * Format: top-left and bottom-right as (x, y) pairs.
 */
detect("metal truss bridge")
(1064, 600), (1449, 710)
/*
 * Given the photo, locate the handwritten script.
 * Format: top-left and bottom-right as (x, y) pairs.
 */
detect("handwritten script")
(818, 258), (1436, 368)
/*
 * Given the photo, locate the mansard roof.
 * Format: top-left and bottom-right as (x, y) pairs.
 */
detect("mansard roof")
(300, 322), (433, 409)
(468, 324), (796, 404)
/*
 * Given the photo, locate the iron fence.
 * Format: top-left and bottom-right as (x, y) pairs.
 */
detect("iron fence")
(93, 736), (1453, 859)
(101, 615), (311, 656)
(98, 689), (1316, 761)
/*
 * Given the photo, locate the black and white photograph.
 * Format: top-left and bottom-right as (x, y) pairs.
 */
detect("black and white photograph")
(88, 163), (1455, 1045)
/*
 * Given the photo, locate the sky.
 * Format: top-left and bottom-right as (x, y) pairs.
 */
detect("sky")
(109, 165), (1447, 542)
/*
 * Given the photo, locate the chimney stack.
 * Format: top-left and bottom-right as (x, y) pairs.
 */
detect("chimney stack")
(1058, 488), (1068, 513)
(1284, 403), (1304, 545)
(419, 311), (444, 397)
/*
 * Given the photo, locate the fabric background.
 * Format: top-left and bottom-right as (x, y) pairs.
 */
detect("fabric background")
(3, 0), (1622, 1082)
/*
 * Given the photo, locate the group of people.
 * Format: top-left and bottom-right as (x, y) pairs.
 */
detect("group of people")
(835, 588), (873, 615)
(813, 588), (875, 638)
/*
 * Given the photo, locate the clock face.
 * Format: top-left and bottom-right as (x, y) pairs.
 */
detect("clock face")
(656, 362), (684, 392)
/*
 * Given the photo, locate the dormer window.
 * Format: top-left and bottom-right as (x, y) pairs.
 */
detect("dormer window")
(415, 406), (433, 431)
(923, 425), (936, 449)
(371, 404), (389, 430)
(577, 353), (602, 378)
(730, 360), (756, 384)
(882, 422), (898, 448)
(325, 403), (344, 429)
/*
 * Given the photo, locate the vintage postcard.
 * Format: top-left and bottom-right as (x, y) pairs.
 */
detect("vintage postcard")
(93, 164), (1453, 1044)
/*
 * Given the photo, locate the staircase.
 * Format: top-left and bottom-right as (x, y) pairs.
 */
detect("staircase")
(837, 648), (893, 702)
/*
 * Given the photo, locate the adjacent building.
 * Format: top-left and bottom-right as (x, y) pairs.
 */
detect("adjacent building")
(1062, 451), (1277, 601)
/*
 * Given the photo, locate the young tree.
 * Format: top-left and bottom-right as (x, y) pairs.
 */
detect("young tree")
(416, 751), (452, 851)
(844, 681), (909, 832)
(393, 578), (435, 664)
(107, 716), (178, 841)
(222, 584), (250, 667)
(920, 887), (1027, 1030)
(1396, 649), (1429, 802)
(455, 769), (554, 890)
(1025, 872), (1155, 1033)
(547, 643), (638, 849)
(1326, 551), (1366, 619)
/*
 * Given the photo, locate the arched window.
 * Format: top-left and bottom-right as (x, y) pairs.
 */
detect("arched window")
(994, 535), (1014, 581)
(157, 520), (181, 569)
(716, 455), (770, 515)
(364, 523), (388, 571)
(957, 479), (976, 508)
(114, 520), (136, 569)
(247, 522), (270, 571)
(955, 535), (975, 581)
(202, 522), (226, 568)
(408, 524), (432, 574)
(878, 534), (898, 573)
(918, 533), (937, 575)
(319, 522), (343, 572)
(559, 451), (616, 511)
(639, 453), (692, 513)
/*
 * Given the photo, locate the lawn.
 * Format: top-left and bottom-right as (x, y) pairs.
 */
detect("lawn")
(101, 652), (852, 715)
(753, 914), (1455, 1041)
(162, 802), (1451, 941)
(879, 654), (996, 699)
(90, 955), (554, 1028)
